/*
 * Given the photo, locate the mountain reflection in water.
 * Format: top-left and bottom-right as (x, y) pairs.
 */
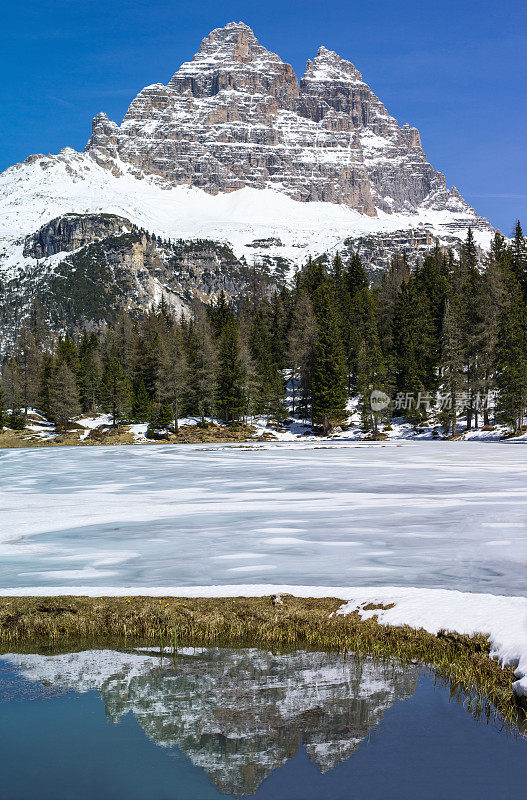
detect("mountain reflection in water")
(2, 646), (419, 796)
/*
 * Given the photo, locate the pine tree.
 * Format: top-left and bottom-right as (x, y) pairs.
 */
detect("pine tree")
(37, 353), (54, 420)
(184, 304), (217, 422)
(132, 378), (152, 422)
(9, 408), (27, 431)
(208, 291), (234, 338)
(78, 332), (102, 412)
(495, 277), (527, 433)
(158, 401), (175, 432)
(248, 302), (286, 423)
(100, 357), (133, 427)
(156, 330), (188, 433)
(310, 283), (347, 433)
(510, 221), (527, 301)
(440, 294), (465, 436)
(216, 318), (246, 423)
(393, 277), (437, 425)
(459, 227), (479, 284)
(2, 358), (23, 413)
(345, 252), (368, 297)
(354, 289), (388, 437)
(287, 289), (317, 418)
(375, 252), (412, 357)
(0, 384), (5, 431)
(50, 363), (81, 432)
(15, 326), (40, 412)
(55, 334), (79, 375)
(478, 234), (508, 425)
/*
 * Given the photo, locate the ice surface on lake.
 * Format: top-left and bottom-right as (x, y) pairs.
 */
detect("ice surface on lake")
(1, 441), (527, 595)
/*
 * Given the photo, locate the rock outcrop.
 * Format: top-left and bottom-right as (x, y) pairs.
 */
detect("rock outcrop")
(0, 214), (267, 341)
(23, 213), (131, 259)
(0, 20), (495, 351)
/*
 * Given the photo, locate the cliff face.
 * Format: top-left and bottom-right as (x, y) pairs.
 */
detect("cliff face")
(84, 22), (474, 218)
(23, 214), (132, 259)
(0, 214), (266, 345)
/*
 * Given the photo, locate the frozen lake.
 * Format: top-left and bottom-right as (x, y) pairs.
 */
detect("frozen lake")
(2, 441), (527, 594)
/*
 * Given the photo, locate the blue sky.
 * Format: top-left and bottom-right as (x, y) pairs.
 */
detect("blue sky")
(1, 0), (525, 232)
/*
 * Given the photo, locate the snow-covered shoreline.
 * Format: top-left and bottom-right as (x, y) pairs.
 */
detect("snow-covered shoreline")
(2, 584), (527, 696)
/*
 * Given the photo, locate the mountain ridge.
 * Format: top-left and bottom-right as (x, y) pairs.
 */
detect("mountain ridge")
(83, 20), (483, 219)
(0, 22), (495, 345)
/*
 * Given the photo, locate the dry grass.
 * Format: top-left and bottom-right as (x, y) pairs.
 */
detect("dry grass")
(0, 594), (524, 730)
(0, 422), (262, 449)
(164, 423), (262, 444)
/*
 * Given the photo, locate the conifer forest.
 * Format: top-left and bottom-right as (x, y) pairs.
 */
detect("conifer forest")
(2, 223), (527, 440)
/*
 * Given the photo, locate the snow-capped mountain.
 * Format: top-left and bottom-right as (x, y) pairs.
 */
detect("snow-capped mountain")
(3, 647), (419, 796)
(85, 21), (485, 219)
(0, 21), (494, 338)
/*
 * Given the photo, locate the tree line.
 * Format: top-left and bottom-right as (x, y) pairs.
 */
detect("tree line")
(1, 222), (527, 438)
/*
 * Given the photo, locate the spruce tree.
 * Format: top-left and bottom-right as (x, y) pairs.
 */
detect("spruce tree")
(15, 326), (40, 413)
(495, 277), (527, 433)
(510, 221), (527, 301)
(216, 318), (246, 423)
(132, 379), (152, 422)
(50, 363), (81, 432)
(345, 252), (368, 297)
(310, 284), (347, 433)
(184, 305), (217, 423)
(440, 294), (465, 436)
(55, 334), (79, 375)
(100, 357), (133, 427)
(78, 332), (102, 413)
(156, 330), (187, 433)
(248, 302), (286, 423)
(287, 289), (317, 418)
(393, 277), (437, 425)
(158, 400), (175, 432)
(2, 358), (23, 414)
(0, 384), (5, 431)
(37, 353), (54, 420)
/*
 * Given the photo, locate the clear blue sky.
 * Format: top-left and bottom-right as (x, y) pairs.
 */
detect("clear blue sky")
(1, 0), (525, 233)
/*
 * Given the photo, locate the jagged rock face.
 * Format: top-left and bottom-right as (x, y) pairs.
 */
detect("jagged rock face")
(84, 21), (463, 216)
(23, 213), (131, 259)
(3, 647), (419, 797)
(1, 214), (265, 339)
(0, 19), (495, 350)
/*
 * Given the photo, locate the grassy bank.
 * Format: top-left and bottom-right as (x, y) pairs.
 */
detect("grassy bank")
(1, 595), (524, 730)
(0, 422), (263, 448)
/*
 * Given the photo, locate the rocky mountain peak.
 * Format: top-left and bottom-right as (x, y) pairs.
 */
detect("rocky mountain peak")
(167, 20), (299, 100)
(80, 21), (488, 217)
(195, 21), (261, 62)
(303, 46), (364, 86)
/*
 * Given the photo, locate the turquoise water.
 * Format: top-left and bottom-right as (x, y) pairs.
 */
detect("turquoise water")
(0, 646), (526, 800)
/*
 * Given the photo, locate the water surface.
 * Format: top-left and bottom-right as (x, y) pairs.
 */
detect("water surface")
(1, 645), (526, 800)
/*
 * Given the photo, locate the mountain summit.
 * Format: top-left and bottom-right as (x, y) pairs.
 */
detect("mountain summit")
(85, 21), (473, 217)
(0, 22), (494, 345)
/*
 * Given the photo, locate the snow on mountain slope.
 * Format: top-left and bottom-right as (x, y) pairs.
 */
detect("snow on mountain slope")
(0, 146), (492, 283)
